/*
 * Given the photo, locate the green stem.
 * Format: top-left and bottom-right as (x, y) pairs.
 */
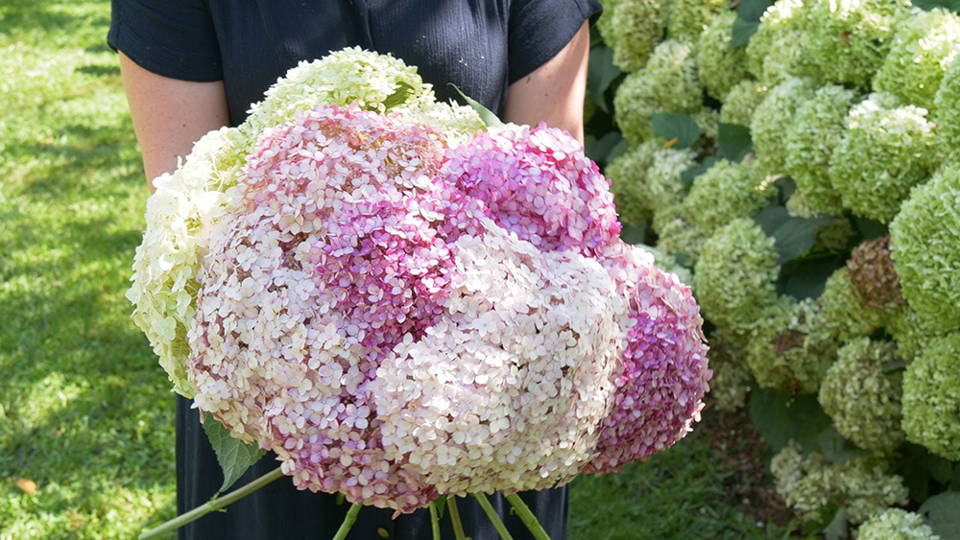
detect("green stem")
(139, 467), (284, 539)
(332, 502), (362, 540)
(429, 500), (441, 540)
(447, 495), (468, 540)
(505, 493), (551, 540)
(473, 493), (514, 540)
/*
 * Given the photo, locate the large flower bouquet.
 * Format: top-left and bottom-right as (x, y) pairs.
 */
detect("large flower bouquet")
(128, 48), (711, 539)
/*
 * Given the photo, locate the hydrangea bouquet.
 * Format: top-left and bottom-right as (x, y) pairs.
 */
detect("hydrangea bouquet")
(128, 48), (711, 539)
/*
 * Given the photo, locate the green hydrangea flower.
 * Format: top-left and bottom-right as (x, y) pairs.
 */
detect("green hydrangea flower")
(644, 146), (698, 212)
(665, 0), (726, 43)
(831, 93), (939, 223)
(772, 443), (909, 525)
(807, 268), (883, 357)
(873, 8), (960, 111)
(614, 40), (704, 144)
(746, 0), (806, 85)
(887, 306), (944, 362)
(614, 71), (659, 144)
(794, 0), (906, 89)
(605, 0), (668, 72)
(694, 218), (780, 332)
(783, 85), (856, 215)
(745, 298), (833, 392)
(901, 333), (960, 460)
(693, 107), (720, 140)
(890, 164), (960, 333)
(653, 205), (709, 267)
(858, 508), (940, 540)
(706, 330), (752, 412)
(696, 11), (750, 99)
(720, 80), (769, 127)
(751, 77), (816, 175)
(606, 141), (661, 225)
(683, 159), (776, 232)
(934, 57), (960, 158)
(819, 338), (904, 453)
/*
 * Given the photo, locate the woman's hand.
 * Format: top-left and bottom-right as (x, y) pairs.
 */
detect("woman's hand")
(503, 22), (591, 143)
(118, 52), (230, 189)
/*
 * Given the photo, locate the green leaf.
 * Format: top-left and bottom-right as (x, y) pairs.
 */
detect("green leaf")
(736, 0), (775, 21)
(919, 491), (960, 540)
(823, 508), (849, 540)
(650, 113), (701, 149)
(731, 18), (760, 48)
(753, 205), (790, 237)
(434, 496), (448, 519)
(913, 0), (960, 12)
(953, 463), (960, 491)
(774, 177), (797, 205)
(749, 388), (832, 453)
(588, 46), (622, 113)
(620, 222), (647, 245)
(717, 123), (753, 162)
(383, 81), (415, 110)
(779, 255), (845, 300)
(450, 84), (503, 128)
(853, 216), (887, 241)
(680, 157), (721, 190)
(203, 412), (267, 493)
(605, 137), (630, 164)
(586, 132), (624, 164)
(674, 252), (690, 268)
(772, 216), (833, 263)
(817, 427), (869, 465)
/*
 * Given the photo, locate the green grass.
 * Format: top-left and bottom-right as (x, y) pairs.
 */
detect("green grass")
(0, 2), (788, 538)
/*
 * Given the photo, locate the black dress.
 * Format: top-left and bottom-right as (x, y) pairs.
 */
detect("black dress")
(109, 1), (600, 538)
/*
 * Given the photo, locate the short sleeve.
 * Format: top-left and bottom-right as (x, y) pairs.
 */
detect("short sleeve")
(107, 0), (222, 82)
(507, 0), (602, 84)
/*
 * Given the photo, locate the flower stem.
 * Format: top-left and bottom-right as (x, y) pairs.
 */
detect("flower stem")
(139, 466), (284, 539)
(332, 502), (362, 540)
(447, 495), (467, 540)
(473, 493), (514, 540)
(505, 493), (551, 540)
(429, 500), (441, 540)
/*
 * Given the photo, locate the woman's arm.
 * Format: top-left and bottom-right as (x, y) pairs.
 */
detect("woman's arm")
(119, 52), (230, 188)
(503, 22), (591, 143)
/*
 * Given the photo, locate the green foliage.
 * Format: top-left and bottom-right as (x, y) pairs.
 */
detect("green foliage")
(651, 112), (701, 148)
(202, 412), (267, 493)
(918, 491), (960, 539)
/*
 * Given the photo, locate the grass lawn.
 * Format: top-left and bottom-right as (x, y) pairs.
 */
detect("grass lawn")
(0, 2), (789, 538)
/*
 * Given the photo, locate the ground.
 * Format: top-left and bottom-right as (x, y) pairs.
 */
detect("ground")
(0, 2), (792, 538)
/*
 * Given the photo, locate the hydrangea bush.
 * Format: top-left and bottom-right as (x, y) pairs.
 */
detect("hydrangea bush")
(602, 0), (960, 534)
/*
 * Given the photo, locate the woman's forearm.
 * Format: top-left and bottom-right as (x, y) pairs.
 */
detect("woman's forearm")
(503, 23), (590, 143)
(118, 52), (230, 188)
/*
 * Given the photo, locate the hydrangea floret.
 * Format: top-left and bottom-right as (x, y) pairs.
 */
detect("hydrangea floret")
(818, 338), (904, 453)
(783, 84), (855, 215)
(889, 165), (960, 333)
(751, 77), (816, 175)
(696, 12), (750, 99)
(745, 0), (806, 85)
(744, 298), (828, 392)
(857, 508), (941, 540)
(693, 218), (780, 332)
(901, 333), (960, 461)
(872, 7), (960, 111)
(665, 0), (726, 43)
(719, 80), (768, 127)
(934, 57), (960, 158)
(606, 141), (661, 225)
(682, 159), (775, 232)
(830, 93), (939, 223)
(603, 0), (667, 72)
